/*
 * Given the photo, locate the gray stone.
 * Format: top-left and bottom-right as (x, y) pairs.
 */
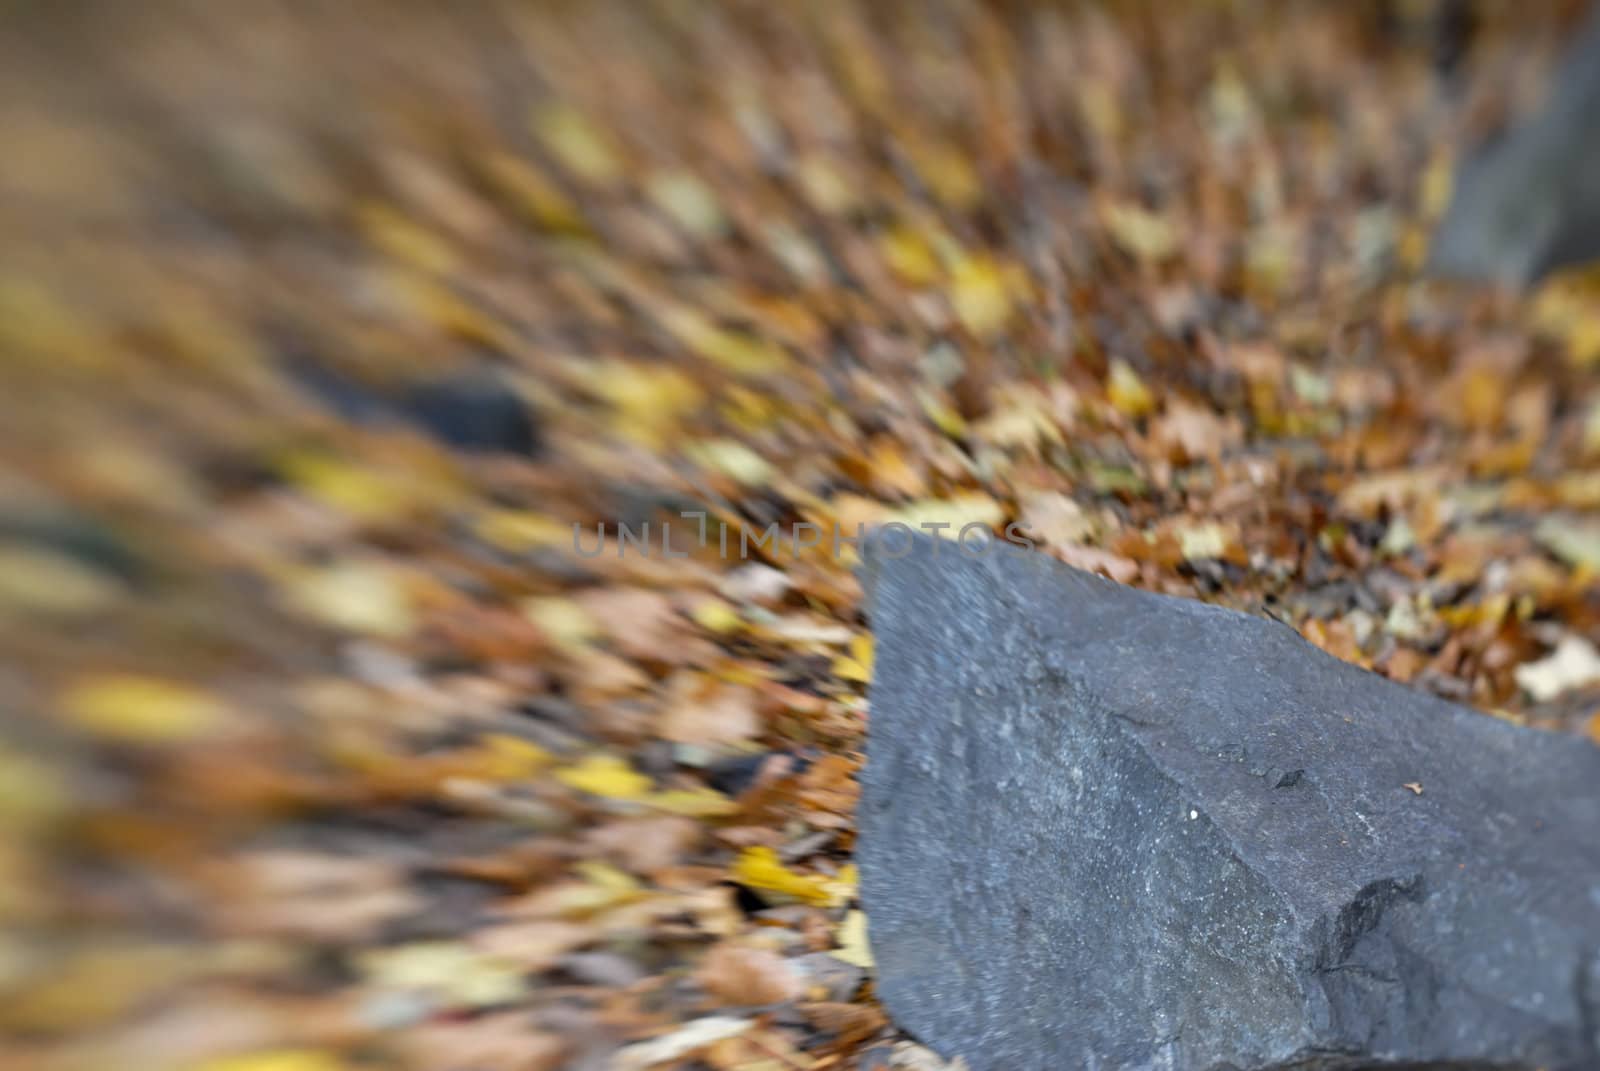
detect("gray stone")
(1427, 11), (1600, 286)
(859, 541), (1600, 1070)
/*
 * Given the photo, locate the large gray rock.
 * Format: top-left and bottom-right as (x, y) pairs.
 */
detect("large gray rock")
(860, 542), (1600, 1070)
(1427, 11), (1600, 286)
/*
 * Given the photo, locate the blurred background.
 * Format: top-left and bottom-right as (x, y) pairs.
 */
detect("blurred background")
(3, 2), (1600, 1069)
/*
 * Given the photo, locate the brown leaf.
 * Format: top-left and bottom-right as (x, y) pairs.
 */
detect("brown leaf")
(695, 943), (802, 1007)
(658, 675), (763, 747)
(393, 1015), (568, 1071)
(582, 816), (703, 874)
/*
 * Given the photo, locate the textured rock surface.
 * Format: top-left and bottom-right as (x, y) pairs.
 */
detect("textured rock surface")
(860, 542), (1600, 1071)
(1427, 10), (1600, 286)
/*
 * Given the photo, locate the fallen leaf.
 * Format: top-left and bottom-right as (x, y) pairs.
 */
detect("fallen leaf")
(1536, 516), (1600, 571)
(210, 852), (423, 941)
(832, 634), (874, 684)
(1018, 492), (1094, 546)
(643, 786), (741, 818)
(1102, 201), (1177, 260)
(731, 847), (850, 907)
(830, 910), (873, 969)
(356, 942), (527, 1008)
(554, 754), (653, 800)
(532, 103), (622, 185)
(1515, 635), (1600, 702)
(1107, 360), (1155, 418)
(520, 596), (599, 649)
(469, 920), (592, 970)
(647, 171), (727, 238)
(281, 560), (415, 637)
(193, 1050), (353, 1071)
(949, 255), (1012, 337)
(659, 677), (762, 747)
(583, 816), (702, 872)
(695, 943), (802, 1006)
(0, 544), (122, 615)
(1176, 522), (1232, 562)
(612, 1016), (752, 1070)
(60, 675), (233, 743)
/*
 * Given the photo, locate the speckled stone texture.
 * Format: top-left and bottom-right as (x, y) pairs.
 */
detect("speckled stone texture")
(859, 542), (1600, 1071)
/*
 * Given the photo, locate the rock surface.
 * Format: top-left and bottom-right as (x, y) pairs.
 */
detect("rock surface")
(860, 541), (1600, 1071)
(1427, 10), (1600, 286)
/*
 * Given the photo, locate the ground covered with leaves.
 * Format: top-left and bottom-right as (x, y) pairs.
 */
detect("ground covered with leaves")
(4, 3), (1600, 1069)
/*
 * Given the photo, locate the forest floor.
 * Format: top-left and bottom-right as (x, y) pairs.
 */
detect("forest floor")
(3, 4), (1600, 1070)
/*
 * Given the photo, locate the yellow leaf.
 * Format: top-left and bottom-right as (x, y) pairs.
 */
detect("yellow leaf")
(359, 202), (456, 274)
(731, 847), (850, 907)
(1080, 82), (1123, 140)
(644, 786), (740, 817)
(1177, 522), (1230, 562)
(476, 734), (554, 780)
(388, 271), (511, 349)
(357, 942), (527, 1008)
(521, 596), (599, 649)
(908, 138), (981, 210)
(60, 675), (231, 743)
(849, 634), (874, 672)
(282, 561), (414, 638)
(831, 655), (871, 683)
(831, 910), (874, 969)
(555, 754), (652, 800)
(796, 156), (857, 216)
(663, 309), (788, 376)
(1532, 275), (1600, 368)
(579, 360), (705, 447)
(685, 439), (774, 485)
(280, 451), (413, 521)
(481, 150), (587, 233)
(917, 388), (967, 437)
(194, 1051), (352, 1071)
(950, 255), (1012, 337)
(3, 941), (198, 1032)
(572, 859), (641, 893)
(476, 510), (572, 553)
(647, 171), (727, 238)
(879, 225), (941, 285)
(1103, 201), (1177, 260)
(1107, 360), (1155, 418)
(0, 545), (121, 616)
(1419, 151), (1454, 220)
(888, 494), (1004, 534)
(532, 104), (621, 185)
(690, 600), (743, 635)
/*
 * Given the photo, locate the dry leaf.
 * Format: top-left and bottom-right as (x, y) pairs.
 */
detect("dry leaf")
(695, 943), (802, 1006)
(731, 847), (853, 907)
(60, 675), (233, 744)
(659, 677), (763, 747)
(830, 910), (873, 969)
(1515, 636), (1600, 702)
(555, 754), (653, 800)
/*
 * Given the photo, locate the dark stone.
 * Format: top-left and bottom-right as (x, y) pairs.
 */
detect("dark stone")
(280, 351), (542, 457)
(1427, 11), (1600, 286)
(400, 371), (540, 456)
(704, 750), (811, 798)
(860, 541), (1600, 1071)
